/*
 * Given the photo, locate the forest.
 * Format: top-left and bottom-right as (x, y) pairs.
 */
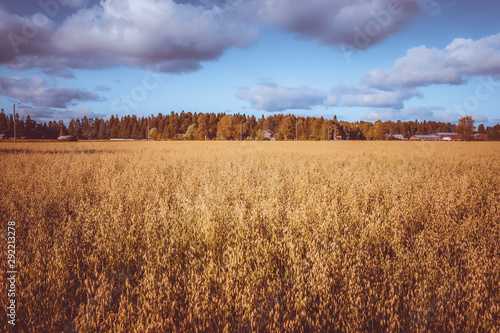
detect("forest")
(1, 110), (499, 141)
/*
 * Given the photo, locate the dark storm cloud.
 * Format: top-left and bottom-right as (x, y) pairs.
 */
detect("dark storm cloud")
(0, 0), (258, 75)
(0, 10), (56, 64)
(253, 0), (425, 50)
(0, 0), (437, 76)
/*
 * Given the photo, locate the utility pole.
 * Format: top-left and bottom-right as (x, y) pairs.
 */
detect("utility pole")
(240, 120), (243, 141)
(147, 116), (150, 140)
(13, 103), (19, 143)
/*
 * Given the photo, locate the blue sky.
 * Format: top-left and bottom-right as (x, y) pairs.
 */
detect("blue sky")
(0, 0), (499, 125)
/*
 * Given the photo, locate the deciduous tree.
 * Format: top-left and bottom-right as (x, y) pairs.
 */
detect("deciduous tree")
(217, 115), (234, 140)
(456, 115), (475, 141)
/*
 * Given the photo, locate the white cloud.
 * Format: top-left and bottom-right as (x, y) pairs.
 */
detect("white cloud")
(52, 0), (259, 72)
(470, 114), (489, 123)
(362, 33), (500, 89)
(17, 106), (106, 123)
(362, 109), (398, 121)
(0, 76), (103, 108)
(362, 106), (444, 121)
(362, 107), (497, 124)
(326, 83), (422, 108)
(431, 112), (462, 123)
(236, 82), (327, 112)
(483, 118), (500, 126)
(238, 81), (424, 112)
(435, 113), (498, 125)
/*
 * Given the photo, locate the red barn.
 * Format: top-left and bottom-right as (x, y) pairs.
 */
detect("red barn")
(434, 132), (458, 141)
(473, 133), (488, 140)
(410, 135), (440, 141)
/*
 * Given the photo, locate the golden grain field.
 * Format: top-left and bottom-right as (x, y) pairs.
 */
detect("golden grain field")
(1, 141), (499, 332)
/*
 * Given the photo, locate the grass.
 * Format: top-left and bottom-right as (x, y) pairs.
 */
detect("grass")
(1, 141), (499, 332)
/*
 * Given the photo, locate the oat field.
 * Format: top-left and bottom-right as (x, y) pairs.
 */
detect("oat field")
(1, 141), (499, 332)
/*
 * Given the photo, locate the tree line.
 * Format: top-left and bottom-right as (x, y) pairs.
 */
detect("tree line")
(1, 110), (499, 141)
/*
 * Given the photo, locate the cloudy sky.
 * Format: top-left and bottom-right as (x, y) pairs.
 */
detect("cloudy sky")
(0, 0), (499, 124)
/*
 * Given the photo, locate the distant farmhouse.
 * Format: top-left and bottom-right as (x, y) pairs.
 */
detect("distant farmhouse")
(261, 130), (273, 140)
(410, 132), (488, 141)
(58, 135), (78, 141)
(386, 134), (405, 140)
(434, 132), (458, 141)
(473, 133), (488, 140)
(0, 134), (5, 140)
(410, 134), (440, 141)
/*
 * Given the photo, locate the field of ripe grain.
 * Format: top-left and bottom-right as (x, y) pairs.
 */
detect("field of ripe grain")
(1, 141), (499, 332)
